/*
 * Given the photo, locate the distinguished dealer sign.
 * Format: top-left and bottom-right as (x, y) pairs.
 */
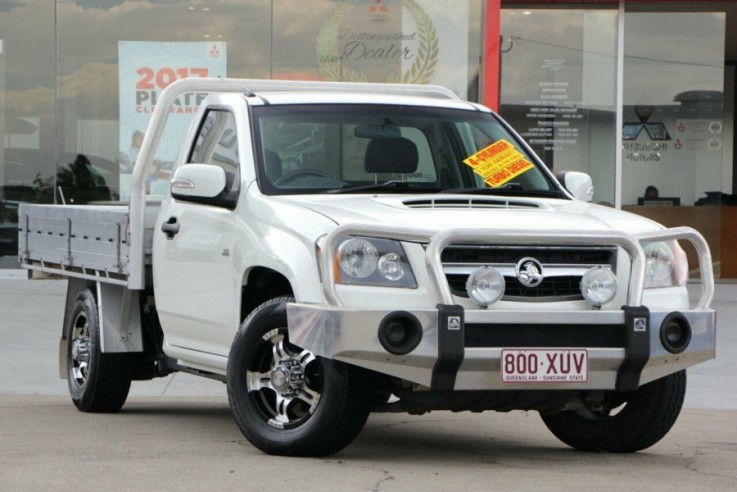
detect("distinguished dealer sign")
(315, 0), (468, 97)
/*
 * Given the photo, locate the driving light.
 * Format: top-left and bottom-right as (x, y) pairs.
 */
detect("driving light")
(338, 238), (378, 279)
(466, 266), (505, 307)
(580, 267), (617, 307)
(378, 312), (423, 355)
(659, 313), (691, 354)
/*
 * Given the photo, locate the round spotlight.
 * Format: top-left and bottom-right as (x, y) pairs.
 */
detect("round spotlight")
(659, 313), (691, 354)
(465, 266), (505, 307)
(580, 267), (617, 307)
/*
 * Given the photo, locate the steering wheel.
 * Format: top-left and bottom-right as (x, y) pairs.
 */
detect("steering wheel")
(273, 168), (333, 186)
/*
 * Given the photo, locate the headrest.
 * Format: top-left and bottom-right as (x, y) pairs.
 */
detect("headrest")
(364, 137), (419, 174)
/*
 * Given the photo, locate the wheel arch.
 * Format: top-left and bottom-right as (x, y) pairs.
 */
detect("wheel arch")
(240, 267), (295, 322)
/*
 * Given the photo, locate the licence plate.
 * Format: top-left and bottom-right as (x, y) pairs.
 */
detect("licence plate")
(501, 349), (588, 383)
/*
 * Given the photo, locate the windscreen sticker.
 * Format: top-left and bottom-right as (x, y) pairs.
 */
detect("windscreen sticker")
(463, 139), (534, 187)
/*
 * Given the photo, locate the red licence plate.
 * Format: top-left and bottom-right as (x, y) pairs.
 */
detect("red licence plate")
(501, 349), (588, 383)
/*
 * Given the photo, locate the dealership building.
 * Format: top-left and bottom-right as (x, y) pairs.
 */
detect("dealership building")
(0, 0), (735, 278)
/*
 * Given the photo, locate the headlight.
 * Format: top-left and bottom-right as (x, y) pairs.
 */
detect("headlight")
(378, 253), (405, 281)
(335, 236), (417, 288)
(643, 240), (688, 288)
(338, 238), (378, 278)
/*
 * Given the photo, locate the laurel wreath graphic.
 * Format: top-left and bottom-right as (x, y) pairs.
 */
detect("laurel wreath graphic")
(316, 0), (439, 84)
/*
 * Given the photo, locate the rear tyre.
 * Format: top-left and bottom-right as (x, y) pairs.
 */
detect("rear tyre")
(541, 370), (686, 452)
(66, 288), (132, 412)
(227, 297), (374, 456)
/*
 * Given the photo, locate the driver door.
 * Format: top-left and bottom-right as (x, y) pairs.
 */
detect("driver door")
(153, 108), (242, 363)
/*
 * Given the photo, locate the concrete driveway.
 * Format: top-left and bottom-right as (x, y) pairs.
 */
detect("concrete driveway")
(1, 278), (735, 490)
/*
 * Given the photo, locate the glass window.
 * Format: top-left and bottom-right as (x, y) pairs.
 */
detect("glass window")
(620, 7), (728, 279)
(0, 2), (55, 266)
(273, 0), (483, 101)
(190, 111), (239, 172)
(186, 109), (240, 206)
(621, 11), (726, 207)
(56, 1), (272, 205)
(1, 0), (485, 266)
(499, 7), (619, 206)
(254, 104), (561, 196)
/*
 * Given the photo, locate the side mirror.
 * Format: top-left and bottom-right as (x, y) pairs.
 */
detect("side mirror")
(556, 171), (594, 202)
(170, 164), (226, 200)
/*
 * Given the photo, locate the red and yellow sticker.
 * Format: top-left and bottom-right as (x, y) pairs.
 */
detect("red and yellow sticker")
(463, 139), (534, 187)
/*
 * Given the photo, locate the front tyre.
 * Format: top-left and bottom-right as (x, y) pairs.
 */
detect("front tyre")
(66, 288), (133, 412)
(227, 297), (374, 456)
(541, 370), (686, 453)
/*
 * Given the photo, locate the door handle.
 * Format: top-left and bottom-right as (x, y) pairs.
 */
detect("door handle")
(161, 216), (180, 239)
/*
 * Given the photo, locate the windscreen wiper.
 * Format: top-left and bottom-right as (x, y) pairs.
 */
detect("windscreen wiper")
(326, 180), (439, 194)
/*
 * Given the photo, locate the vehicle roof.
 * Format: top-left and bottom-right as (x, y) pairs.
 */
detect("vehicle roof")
(245, 91), (490, 112)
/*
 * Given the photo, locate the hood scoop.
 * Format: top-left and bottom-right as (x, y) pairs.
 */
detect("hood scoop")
(402, 197), (540, 210)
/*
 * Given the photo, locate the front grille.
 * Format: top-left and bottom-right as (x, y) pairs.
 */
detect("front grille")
(443, 245), (617, 302)
(442, 247), (614, 265)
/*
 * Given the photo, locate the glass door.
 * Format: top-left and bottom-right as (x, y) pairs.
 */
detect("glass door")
(620, 6), (729, 278)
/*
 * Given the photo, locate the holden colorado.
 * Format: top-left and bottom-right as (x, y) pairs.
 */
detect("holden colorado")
(18, 78), (716, 456)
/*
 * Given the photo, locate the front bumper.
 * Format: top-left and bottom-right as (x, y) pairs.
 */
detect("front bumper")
(287, 303), (716, 391)
(287, 224), (716, 391)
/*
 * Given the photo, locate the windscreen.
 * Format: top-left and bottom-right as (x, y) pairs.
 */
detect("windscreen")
(253, 104), (561, 197)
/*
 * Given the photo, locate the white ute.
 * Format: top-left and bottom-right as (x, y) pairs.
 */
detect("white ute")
(19, 78), (716, 456)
